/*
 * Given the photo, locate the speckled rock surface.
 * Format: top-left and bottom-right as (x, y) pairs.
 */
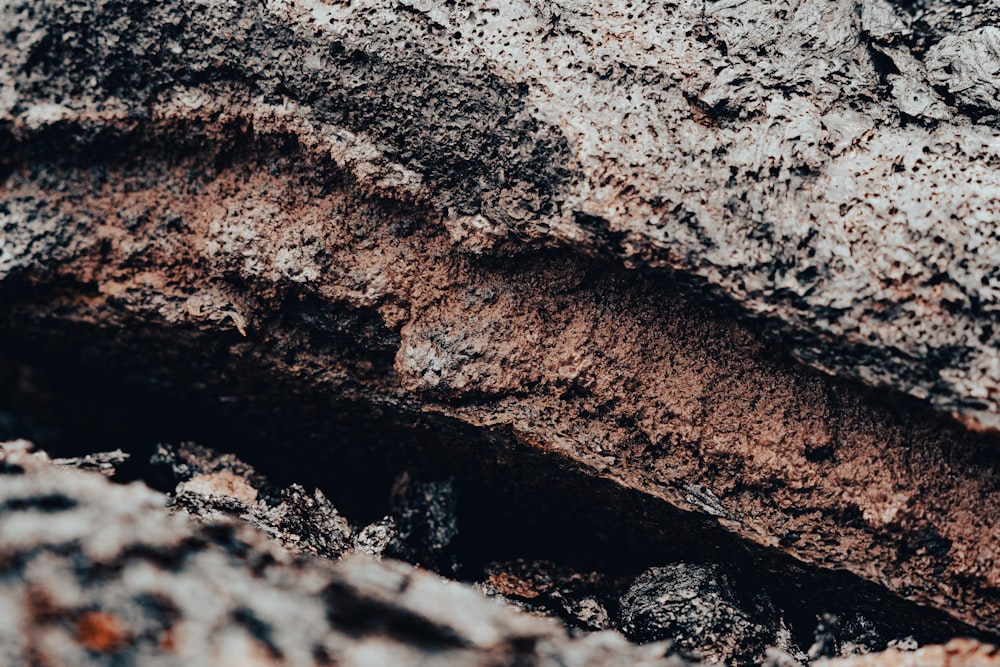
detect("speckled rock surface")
(3, 0), (1000, 429)
(3, 0), (1000, 648)
(0, 440), (686, 666)
(152, 442), (357, 560)
(618, 564), (781, 665)
(818, 639), (1000, 667)
(3, 439), (998, 665)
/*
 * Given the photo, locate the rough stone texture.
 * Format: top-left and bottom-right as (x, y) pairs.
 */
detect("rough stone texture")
(84, 441), (944, 665)
(3, 0), (1000, 647)
(477, 560), (621, 633)
(3, 0), (1000, 430)
(3, 121), (1000, 638)
(0, 440), (688, 667)
(51, 449), (130, 477)
(137, 443), (823, 664)
(3, 441), (1000, 666)
(385, 472), (460, 574)
(151, 442), (358, 560)
(618, 564), (787, 665)
(819, 639), (1000, 667)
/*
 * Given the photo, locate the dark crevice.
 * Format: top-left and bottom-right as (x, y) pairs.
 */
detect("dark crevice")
(0, 330), (995, 654)
(3, 109), (1000, 661)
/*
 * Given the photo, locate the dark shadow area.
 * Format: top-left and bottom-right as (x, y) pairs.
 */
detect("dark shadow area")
(0, 331), (996, 654)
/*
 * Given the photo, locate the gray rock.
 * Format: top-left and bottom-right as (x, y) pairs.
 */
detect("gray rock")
(386, 472), (460, 574)
(4, 0), (1000, 430)
(0, 440), (686, 666)
(154, 443), (356, 560)
(618, 564), (774, 665)
(927, 27), (1000, 115)
(52, 449), (130, 477)
(3, 0), (1000, 643)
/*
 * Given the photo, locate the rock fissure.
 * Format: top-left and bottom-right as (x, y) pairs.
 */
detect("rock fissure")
(4, 0), (1000, 662)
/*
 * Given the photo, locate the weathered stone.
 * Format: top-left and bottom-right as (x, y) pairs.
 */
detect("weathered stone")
(3, 0), (1000, 646)
(618, 564), (778, 665)
(7, 440), (999, 665)
(819, 639), (1000, 667)
(51, 450), (129, 477)
(153, 442), (356, 560)
(385, 472), (460, 574)
(0, 440), (687, 666)
(3, 0), (1000, 430)
(476, 560), (622, 632)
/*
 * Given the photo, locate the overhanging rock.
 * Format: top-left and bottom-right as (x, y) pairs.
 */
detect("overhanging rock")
(3, 0), (1000, 429)
(2, 0), (1000, 643)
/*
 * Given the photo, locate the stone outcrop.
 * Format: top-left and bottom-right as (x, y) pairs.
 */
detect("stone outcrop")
(2, 0), (1000, 657)
(0, 440), (684, 666)
(3, 0), (1000, 430)
(820, 640), (1000, 667)
(3, 441), (999, 667)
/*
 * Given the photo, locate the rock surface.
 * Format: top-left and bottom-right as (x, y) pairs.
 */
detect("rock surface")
(3, 0), (1000, 430)
(0, 440), (686, 666)
(152, 442), (357, 560)
(819, 639), (1000, 667)
(2, 0), (1000, 650)
(618, 564), (780, 665)
(4, 440), (1000, 667)
(94, 441), (957, 665)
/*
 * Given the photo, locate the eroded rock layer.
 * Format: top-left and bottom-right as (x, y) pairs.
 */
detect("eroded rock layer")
(3, 0), (1000, 428)
(2, 440), (999, 666)
(0, 441), (684, 666)
(2, 0), (1000, 647)
(2, 123), (1000, 636)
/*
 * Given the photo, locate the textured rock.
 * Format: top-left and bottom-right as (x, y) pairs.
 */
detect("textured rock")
(384, 472), (460, 574)
(820, 639), (1000, 667)
(3, 127), (1000, 638)
(3, 0), (1000, 430)
(3, 0), (1000, 646)
(618, 564), (779, 665)
(477, 560), (621, 633)
(137, 444), (825, 664)
(152, 442), (357, 560)
(53, 450), (130, 477)
(3, 440), (999, 665)
(0, 440), (686, 666)
(96, 442), (940, 665)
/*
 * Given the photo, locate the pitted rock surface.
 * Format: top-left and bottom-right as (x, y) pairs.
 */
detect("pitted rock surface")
(0, 440), (688, 667)
(4, 0), (1000, 429)
(4, 0), (1000, 648)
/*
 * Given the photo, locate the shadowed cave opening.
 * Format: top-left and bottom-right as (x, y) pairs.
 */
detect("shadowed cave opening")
(0, 331), (996, 659)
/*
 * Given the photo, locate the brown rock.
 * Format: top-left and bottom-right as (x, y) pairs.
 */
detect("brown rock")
(3, 0), (1000, 645)
(820, 639), (1000, 667)
(75, 611), (131, 654)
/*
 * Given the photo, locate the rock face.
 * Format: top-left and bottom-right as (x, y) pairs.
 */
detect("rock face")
(152, 442), (357, 560)
(0, 440), (685, 667)
(3, 0), (1000, 430)
(820, 640), (1000, 667)
(618, 564), (777, 664)
(2, 0), (1000, 652)
(2, 441), (999, 667)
